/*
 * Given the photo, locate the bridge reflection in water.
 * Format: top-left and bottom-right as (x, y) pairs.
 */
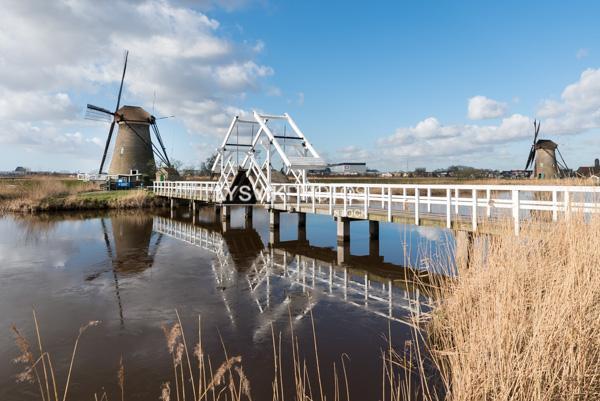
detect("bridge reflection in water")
(153, 209), (436, 326)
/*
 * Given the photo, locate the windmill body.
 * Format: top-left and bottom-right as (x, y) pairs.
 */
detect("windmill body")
(532, 139), (560, 179)
(85, 51), (173, 182)
(524, 120), (568, 179)
(108, 106), (156, 176)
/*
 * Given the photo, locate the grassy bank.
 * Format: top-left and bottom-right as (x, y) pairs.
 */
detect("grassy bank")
(0, 178), (164, 213)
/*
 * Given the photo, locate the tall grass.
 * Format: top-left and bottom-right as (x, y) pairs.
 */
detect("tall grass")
(409, 214), (600, 401)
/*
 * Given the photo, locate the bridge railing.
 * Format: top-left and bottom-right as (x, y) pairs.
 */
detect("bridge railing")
(153, 180), (217, 202)
(269, 183), (600, 234)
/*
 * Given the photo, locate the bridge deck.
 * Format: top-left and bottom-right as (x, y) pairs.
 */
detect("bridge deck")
(153, 181), (600, 234)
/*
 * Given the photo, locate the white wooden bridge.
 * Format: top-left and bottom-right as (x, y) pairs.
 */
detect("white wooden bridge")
(153, 112), (600, 238)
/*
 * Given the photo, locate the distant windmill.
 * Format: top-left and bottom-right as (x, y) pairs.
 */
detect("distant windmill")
(85, 51), (172, 177)
(524, 120), (569, 179)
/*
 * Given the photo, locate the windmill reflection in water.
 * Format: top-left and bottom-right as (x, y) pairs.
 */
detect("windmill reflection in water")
(85, 213), (163, 327)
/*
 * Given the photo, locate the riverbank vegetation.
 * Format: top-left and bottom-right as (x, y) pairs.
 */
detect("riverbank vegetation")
(0, 177), (163, 213)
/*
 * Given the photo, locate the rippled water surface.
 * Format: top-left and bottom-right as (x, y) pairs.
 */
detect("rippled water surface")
(0, 207), (454, 401)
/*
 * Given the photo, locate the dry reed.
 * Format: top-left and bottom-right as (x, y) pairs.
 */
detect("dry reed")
(405, 214), (600, 401)
(11, 310), (100, 401)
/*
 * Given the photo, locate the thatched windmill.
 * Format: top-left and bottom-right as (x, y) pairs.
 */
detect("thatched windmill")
(524, 120), (569, 179)
(86, 51), (172, 177)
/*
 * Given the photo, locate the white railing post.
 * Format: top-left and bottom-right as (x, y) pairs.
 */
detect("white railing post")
(402, 187), (407, 210)
(446, 188), (451, 229)
(414, 187), (420, 225)
(364, 186), (369, 219)
(454, 188), (459, 214)
(284, 186), (288, 210)
(512, 189), (520, 235)
(330, 186), (334, 215)
(297, 184), (301, 210)
(471, 189), (477, 231)
(312, 185), (316, 213)
(387, 186), (392, 222)
(486, 188), (491, 218)
(552, 190), (558, 221)
(564, 190), (570, 220)
(427, 187), (431, 213)
(343, 186), (348, 217)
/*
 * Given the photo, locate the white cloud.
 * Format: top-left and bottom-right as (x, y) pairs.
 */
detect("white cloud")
(537, 68), (600, 135)
(375, 114), (531, 162)
(467, 95), (508, 120)
(0, 0), (274, 169)
(0, 89), (77, 121)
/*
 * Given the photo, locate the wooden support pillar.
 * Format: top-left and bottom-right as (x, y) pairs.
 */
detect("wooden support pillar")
(337, 242), (350, 265)
(336, 216), (350, 244)
(455, 230), (474, 270)
(214, 205), (221, 223)
(298, 212), (307, 242)
(221, 205), (231, 222)
(244, 206), (253, 228)
(298, 212), (306, 229)
(369, 220), (379, 240)
(170, 198), (175, 210)
(268, 208), (281, 245)
(369, 237), (380, 258)
(269, 209), (280, 228)
(269, 227), (280, 245)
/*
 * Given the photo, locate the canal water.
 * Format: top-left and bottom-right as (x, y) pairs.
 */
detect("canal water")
(0, 207), (454, 401)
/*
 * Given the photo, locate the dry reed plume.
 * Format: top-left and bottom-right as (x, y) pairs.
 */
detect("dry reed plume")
(11, 310), (100, 401)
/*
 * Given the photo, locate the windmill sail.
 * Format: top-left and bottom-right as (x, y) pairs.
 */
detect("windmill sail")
(84, 50), (173, 178)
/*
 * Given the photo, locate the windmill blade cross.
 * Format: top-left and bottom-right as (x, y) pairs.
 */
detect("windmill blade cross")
(99, 121), (117, 174)
(525, 146), (535, 170)
(151, 122), (171, 166)
(114, 50), (129, 113)
(87, 103), (114, 115)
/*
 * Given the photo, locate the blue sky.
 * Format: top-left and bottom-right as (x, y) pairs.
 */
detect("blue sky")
(1, 0), (600, 172)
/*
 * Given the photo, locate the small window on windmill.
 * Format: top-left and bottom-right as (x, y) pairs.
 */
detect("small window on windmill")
(120, 147), (124, 155)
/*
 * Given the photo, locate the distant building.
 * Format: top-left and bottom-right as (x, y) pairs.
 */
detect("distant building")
(577, 159), (600, 177)
(329, 162), (367, 175)
(14, 166), (28, 175)
(500, 170), (531, 179)
(156, 166), (181, 182)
